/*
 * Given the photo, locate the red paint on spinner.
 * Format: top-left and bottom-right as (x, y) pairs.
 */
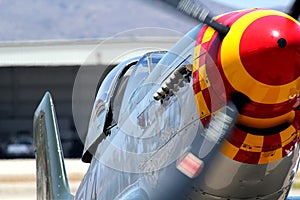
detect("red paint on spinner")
(239, 15), (300, 85)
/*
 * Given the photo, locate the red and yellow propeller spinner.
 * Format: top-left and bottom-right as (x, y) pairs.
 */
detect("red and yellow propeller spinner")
(193, 9), (300, 164)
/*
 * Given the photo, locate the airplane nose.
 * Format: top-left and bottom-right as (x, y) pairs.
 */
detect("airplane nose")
(239, 14), (300, 86)
(217, 10), (300, 128)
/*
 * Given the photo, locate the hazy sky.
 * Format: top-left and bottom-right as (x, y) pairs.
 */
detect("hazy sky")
(212, 0), (294, 9)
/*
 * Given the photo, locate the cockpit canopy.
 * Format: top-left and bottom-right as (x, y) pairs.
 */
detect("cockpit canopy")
(82, 51), (167, 162)
(82, 24), (203, 162)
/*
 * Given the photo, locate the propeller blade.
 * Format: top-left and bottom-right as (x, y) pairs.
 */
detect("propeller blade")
(288, 0), (300, 20)
(161, 0), (229, 37)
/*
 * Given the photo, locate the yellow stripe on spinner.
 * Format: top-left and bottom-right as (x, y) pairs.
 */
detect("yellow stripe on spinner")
(238, 110), (295, 129)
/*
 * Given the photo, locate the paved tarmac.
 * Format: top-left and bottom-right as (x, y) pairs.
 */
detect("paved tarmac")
(0, 159), (89, 200)
(0, 159), (300, 199)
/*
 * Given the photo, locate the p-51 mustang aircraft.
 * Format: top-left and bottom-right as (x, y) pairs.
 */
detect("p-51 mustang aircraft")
(33, 0), (300, 199)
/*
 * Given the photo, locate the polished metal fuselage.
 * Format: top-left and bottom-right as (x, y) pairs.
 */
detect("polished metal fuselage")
(75, 24), (300, 200)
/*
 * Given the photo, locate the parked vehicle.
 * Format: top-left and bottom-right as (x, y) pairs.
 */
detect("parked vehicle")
(6, 139), (35, 158)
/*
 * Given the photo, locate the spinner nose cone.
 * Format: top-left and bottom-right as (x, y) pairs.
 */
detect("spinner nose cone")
(239, 14), (300, 85)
